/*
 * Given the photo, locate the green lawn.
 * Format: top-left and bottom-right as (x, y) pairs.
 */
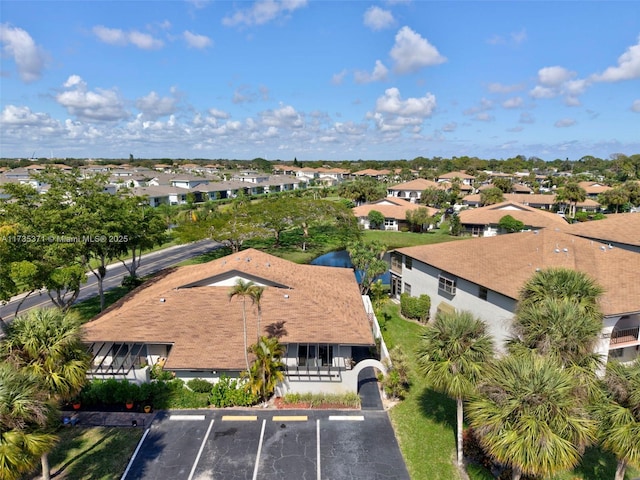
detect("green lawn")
(363, 222), (467, 250)
(378, 302), (462, 480)
(28, 427), (143, 480)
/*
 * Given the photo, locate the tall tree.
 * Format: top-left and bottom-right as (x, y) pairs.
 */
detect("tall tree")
(347, 240), (388, 295)
(0, 364), (58, 480)
(0, 308), (90, 480)
(416, 310), (494, 468)
(480, 187), (505, 206)
(249, 285), (265, 342)
(468, 353), (597, 480)
(510, 268), (605, 397)
(245, 336), (285, 402)
(599, 187), (629, 213)
(228, 279), (256, 371)
(592, 359), (640, 480)
(556, 182), (586, 218)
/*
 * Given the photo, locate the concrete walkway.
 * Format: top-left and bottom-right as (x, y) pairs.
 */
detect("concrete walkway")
(62, 410), (157, 429)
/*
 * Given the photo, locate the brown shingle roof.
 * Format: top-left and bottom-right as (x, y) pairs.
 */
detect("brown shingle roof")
(388, 178), (444, 191)
(83, 249), (374, 370)
(567, 213), (640, 248)
(396, 229), (640, 316)
(458, 201), (569, 230)
(352, 198), (438, 220)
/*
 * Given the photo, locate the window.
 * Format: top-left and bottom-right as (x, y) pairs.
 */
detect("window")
(405, 256), (413, 270)
(391, 253), (402, 272)
(384, 218), (395, 227)
(404, 283), (412, 296)
(319, 345), (333, 366)
(609, 348), (624, 359)
(438, 275), (456, 295)
(479, 286), (488, 301)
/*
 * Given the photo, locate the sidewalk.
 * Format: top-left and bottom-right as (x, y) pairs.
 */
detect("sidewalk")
(62, 410), (157, 429)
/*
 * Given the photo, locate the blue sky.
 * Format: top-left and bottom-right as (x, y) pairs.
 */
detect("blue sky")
(1, 1), (639, 162)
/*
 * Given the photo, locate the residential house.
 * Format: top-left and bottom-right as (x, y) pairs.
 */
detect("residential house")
(352, 197), (439, 231)
(578, 181), (612, 199)
(82, 249), (382, 394)
(462, 193), (601, 212)
(387, 178), (446, 203)
(458, 201), (569, 237)
(390, 229), (640, 364)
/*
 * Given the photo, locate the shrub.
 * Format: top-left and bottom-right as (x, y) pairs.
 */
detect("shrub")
(187, 378), (214, 394)
(379, 346), (411, 400)
(121, 275), (143, 290)
(400, 293), (430, 322)
(150, 363), (174, 381)
(281, 392), (361, 408)
(210, 375), (257, 407)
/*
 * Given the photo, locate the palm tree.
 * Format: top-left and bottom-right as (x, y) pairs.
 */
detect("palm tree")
(0, 364), (58, 480)
(467, 353), (597, 480)
(0, 308), (90, 480)
(245, 336), (285, 402)
(415, 310), (494, 468)
(249, 285), (265, 342)
(228, 279), (256, 371)
(592, 359), (640, 480)
(511, 268), (605, 397)
(556, 182), (586, 218)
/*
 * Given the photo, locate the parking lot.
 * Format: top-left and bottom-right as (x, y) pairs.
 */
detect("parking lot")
(123, 410), (410, 480)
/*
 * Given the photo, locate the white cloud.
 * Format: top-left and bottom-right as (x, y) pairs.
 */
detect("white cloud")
(519, 112), (535, 124)
(331, 69), (347, 85)
(363, 6), (395, 31)
(486, 29), (527, 46)
(259, 104), (304, 128)
(632, 100), (640, 113)
(232, 85), (269, 104)
(502, 97), (523, 109)
(529, 85), (557, 99)
(354, 60), (389, 84)
(0, 23), (47, 82)
(135, 91), (178, 119)
(222, 0), (308, 27)
(463, 98), (493, 116)
(591, 36), (640, 82)
(442, 122), (457, 132)
(487, 82), (525, 94)
(183, 31), (212, 49)
(537, 66), (576, 87)
(208, 108), (230, 119)
(56, 75), (129, 122)
(92, 25), (163, 49)
(389, 26), (446, 74)
(554, 118), (576, 128)
(0, 104), (57, 127)
(375, 87), (436, 117)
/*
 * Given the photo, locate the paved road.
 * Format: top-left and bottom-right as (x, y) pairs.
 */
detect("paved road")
(0, 239), (222, 322)
(123, 409), (410, 480)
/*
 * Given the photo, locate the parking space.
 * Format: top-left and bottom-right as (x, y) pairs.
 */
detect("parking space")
(123, 410), (409, 480)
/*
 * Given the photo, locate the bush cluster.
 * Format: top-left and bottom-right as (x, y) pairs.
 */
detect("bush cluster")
(379, 346), (411, 400)
(281, 392), (361, 408)
(209, 375), (257, 407)
(400, 293), (431, 322)
(187, 378), (214, 394)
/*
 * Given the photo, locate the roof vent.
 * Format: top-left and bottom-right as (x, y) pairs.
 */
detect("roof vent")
(160, 298), (166, 303)
(246, 257), (251, 262)
(608, 244), (613, 249)
(563, 248), (568, 252)
(554, 248), (560, 253)
(600, 246), (606, 251)
(284, 294), (289, 299)
(266, 262), (270, 267)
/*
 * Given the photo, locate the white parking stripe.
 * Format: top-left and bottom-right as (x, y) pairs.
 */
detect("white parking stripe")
(316, 419), (321, 480)
(252, 419), (266, 480)
(187, 419), (214, 480)
(120, 428), (150, 480)
(328, 415), (365, 421)
(170, 414), (206, 421)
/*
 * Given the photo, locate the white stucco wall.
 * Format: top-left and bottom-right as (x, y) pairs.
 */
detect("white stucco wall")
(400, 259), (518, 352)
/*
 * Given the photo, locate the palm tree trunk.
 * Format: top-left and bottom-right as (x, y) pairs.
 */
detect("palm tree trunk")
(242, 300), (249, 371)
(41, 453), (50, 480)
(456, 397), (464, 467)
(511, 466), (522, 480)
(615, 459), (627, 480)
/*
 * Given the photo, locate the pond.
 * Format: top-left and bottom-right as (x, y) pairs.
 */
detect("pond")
(311, 250), (391, 284)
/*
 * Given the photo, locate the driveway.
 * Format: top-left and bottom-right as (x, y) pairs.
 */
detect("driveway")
(123, 409), (410, 480)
